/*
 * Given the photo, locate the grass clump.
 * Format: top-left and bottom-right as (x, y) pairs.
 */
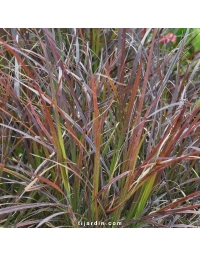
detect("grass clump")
(1, 28), (200, 227)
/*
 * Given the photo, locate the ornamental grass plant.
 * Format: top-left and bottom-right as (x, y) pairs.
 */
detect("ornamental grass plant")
(1, 28), (200, 227)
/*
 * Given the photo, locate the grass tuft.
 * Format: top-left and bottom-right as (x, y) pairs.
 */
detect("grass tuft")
(1, 28), (200, 227)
